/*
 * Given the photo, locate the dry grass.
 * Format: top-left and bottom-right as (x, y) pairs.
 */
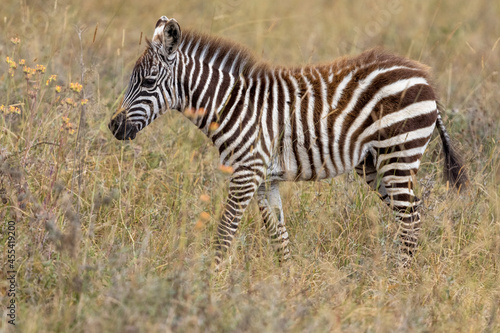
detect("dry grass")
(0, 0), (499, 332)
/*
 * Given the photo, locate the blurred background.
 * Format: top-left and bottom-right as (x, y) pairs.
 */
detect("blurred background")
(0, 0), (499, 332)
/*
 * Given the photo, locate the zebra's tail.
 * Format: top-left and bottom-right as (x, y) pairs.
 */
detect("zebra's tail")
(435, 105), (469, 192)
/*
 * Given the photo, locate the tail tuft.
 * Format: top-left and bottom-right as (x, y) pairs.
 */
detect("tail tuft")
(436, 113), (469, 192)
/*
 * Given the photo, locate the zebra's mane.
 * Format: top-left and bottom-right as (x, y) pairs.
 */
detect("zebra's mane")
(177, 29), (268, 76)
(145, 27), (431, 83)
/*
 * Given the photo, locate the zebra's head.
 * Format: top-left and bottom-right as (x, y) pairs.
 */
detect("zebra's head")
(109, 16), (182, 140)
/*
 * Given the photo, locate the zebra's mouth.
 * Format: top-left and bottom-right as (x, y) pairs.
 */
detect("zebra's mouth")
(108, 112), (139, 140)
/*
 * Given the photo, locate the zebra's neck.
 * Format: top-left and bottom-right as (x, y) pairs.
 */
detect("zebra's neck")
(175, 30), (260, 136)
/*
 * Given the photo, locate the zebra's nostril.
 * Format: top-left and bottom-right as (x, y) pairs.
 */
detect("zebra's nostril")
(109, 112), (127, 134)
(109, 114), (138, 141)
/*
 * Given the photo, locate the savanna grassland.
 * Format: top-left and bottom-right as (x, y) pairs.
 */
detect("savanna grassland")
(0, 0), (499, 332)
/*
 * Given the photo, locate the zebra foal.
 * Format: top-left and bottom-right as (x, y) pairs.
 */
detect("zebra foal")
(109, 16), (468, 267)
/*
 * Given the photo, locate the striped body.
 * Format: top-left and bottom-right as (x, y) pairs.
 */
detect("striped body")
(109, 17), (467, 268)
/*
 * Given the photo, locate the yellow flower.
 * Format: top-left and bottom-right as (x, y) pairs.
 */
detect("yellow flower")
(1, 105), (21, 115)
(6, 58), (17, 76)
(80, 99), (88, 105)
(23, 66), (36, 79)
(69, 82), (83, 93)
(19, 59), (25, 65)
(55, 85), (62, 93)
(46, 74), (57, 86)
(8, 105), (21, 114)
(64, 98), (76, 106)
(61, 116), (76, 134)
(35, 64), (46, 73)
(5, 57), (17, 71)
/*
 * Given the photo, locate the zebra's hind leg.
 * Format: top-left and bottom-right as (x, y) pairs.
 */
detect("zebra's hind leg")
(256, 181), (290, 262)
(355, 151), (422, 266)
(376, 150), (423, 266)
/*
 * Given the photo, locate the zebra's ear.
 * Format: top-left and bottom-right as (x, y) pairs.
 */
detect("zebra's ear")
(152, 16), (182, 57)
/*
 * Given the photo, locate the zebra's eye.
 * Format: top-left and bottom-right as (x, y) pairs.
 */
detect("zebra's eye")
(142, 77), (156, 88)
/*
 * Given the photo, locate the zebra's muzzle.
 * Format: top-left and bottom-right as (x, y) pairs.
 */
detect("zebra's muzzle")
(108, 112), (138, 140)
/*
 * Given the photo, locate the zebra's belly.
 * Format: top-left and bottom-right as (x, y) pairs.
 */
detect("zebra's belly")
(267, 141), (362, 182)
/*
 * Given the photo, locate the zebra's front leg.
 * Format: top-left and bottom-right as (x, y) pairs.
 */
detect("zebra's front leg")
(214, 167), (262, 269)
(256, 181), (290, 262)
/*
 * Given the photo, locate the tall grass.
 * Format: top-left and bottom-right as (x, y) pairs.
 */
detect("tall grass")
(0, 0), (499, 332)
